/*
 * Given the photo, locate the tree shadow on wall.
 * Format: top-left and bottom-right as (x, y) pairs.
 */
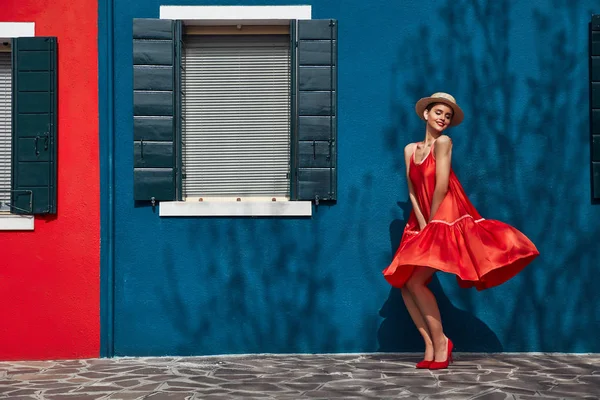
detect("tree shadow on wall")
(152, 169), (389, 355)
(380, 0), (600, 352)
(377, 201), (502, 353)
(128, 169), (381, 356)
(154, 214), (344, 356)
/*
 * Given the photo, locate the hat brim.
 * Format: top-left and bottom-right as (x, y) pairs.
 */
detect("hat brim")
(415, 97), (464, 127)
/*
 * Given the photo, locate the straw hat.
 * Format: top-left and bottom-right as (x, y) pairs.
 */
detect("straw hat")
(415, 92), (464, 127)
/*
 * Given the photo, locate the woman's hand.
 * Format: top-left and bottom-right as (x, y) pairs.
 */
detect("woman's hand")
(405, 143), (428, 231)
(429, 135), (452, 222)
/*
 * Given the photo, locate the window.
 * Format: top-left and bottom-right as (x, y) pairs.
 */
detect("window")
(0, 37), (58, 219)
(132, 17), (337, 215)
(182, 33), (291, 200)
(0, 45), (11, 212)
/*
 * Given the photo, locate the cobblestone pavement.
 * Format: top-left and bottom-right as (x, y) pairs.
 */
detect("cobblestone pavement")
(0, 353), (599, 399)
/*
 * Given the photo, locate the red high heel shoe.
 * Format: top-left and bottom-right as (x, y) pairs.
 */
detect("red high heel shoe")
(429, 338), (454, 370)
(415, 359), (432, 369)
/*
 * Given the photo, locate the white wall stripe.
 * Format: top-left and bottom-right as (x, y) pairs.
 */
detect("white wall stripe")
(0, 22), (35, 38)
(159, 201), (312, 217)
(159, 5), (311, 22)
(0, 215), (34, 231)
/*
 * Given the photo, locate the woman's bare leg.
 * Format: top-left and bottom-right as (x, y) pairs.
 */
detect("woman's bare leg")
(401, 287), (434, 361)
(405, 267), (449, 362)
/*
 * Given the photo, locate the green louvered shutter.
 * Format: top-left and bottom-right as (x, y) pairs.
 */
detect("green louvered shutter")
(11, 37), (57, 214)
(294, 19), (337, 203)
(133, 19), (181, 203)
(591, 15), (600, 201)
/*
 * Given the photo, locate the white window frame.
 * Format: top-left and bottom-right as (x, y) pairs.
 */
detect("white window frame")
(0, 22), (35, 231)
(158, 5), (313, 217)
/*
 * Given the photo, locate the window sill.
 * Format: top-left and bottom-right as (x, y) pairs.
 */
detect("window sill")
(159, 201), (312, 217)
(0, 214), (34, 230)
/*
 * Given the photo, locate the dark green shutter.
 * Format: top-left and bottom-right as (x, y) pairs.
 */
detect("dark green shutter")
(11, 37), (57, 214)
(133, 19), (181, 202)
(294, 19), (338, 203)
(591, 15), (600, 201)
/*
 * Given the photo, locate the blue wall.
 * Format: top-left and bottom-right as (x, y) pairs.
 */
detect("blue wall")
(101, 0), (600, 356)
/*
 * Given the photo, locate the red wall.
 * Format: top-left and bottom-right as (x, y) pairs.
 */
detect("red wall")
(0, 0), (99, 360)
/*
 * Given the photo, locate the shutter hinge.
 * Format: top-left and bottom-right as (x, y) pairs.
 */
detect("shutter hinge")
(326, 138), (334, 161)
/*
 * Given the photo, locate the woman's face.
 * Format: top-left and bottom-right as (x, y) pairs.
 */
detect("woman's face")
(424, 103), (453, 132)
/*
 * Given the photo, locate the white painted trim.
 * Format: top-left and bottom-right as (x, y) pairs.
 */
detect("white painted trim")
(160, 5), (312, 23)
(0, 214), (34, 231)
(158, 5), (313, 218)
(0, 22), (35, 38)
(159, 201), (312, 217)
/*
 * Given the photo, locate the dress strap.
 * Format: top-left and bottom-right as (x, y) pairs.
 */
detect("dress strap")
(430, 139), (438, 160)
(413, 140), (438, 165)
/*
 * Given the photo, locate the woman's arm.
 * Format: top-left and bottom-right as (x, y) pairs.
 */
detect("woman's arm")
(429, 135), (452, 222)
(404, 144), (427, 230)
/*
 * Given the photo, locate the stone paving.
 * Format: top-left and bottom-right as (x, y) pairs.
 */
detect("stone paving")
(0, 353), (599, 399)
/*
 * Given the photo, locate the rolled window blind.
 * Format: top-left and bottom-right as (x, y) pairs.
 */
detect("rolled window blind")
(0, 52), (11, 211)
(182, 35), (291, 198)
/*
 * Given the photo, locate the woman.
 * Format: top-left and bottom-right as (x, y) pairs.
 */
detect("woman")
(382, 93), (539, 370)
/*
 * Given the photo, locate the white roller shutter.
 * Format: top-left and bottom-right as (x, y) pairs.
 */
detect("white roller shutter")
(0, 52), (11, 212)
(182, 35), (291, 199)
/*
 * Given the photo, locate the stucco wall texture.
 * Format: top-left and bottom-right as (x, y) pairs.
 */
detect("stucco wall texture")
(103, 0), (600, 356)
(0, 0), (100, 360)
(2, 0), (598, 361)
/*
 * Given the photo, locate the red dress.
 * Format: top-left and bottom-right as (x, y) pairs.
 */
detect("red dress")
(383, 142), (539, 291)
